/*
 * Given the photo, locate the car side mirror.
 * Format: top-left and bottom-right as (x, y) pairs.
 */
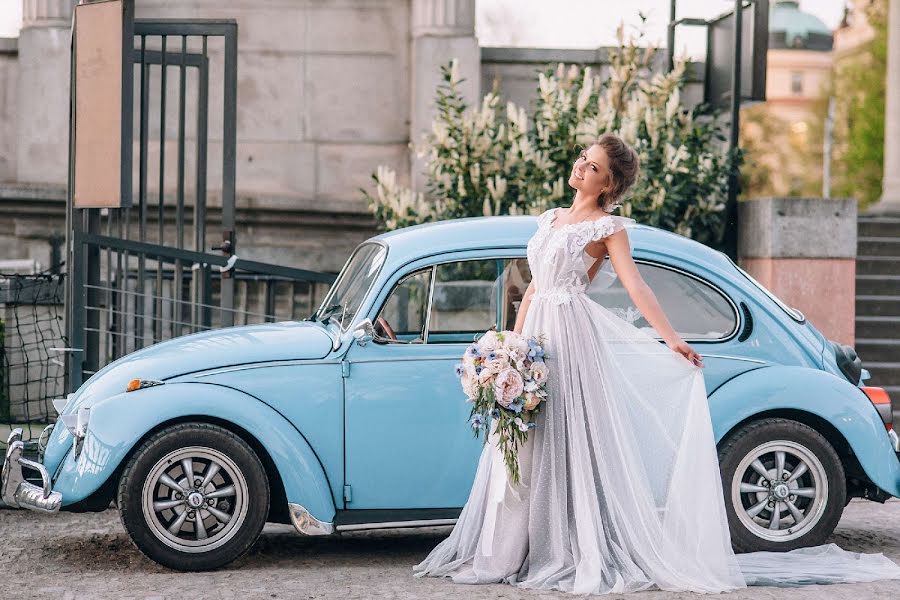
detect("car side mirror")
(352, 318), (379, 346)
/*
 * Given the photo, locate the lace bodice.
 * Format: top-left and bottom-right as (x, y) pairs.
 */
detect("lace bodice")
(526, 207), (636, 305)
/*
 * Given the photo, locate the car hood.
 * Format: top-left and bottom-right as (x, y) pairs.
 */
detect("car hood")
(68, 321), (334, 409)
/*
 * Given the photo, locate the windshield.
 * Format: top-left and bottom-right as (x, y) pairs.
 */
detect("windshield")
(313, 242), (387, 330)
(725, 255), (806, 323)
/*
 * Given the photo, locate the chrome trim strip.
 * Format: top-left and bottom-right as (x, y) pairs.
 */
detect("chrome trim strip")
(335, 518), (458, 532)
(194, 359), (342, 378)
(288, 502), (335, 536)
(285, 503), (459, 535)
(423, 265), (437, 344)
(889, 428), (899, 453)
(696, 353), (767, 364)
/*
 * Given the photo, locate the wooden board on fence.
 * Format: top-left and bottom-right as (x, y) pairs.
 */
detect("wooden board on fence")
(73, 0), (130, 208)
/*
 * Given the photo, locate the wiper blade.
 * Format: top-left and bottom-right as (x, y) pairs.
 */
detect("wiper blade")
(318, 303), (346, 324)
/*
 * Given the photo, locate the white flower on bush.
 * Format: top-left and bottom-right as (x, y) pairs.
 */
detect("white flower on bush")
(493, 368), (524, 408)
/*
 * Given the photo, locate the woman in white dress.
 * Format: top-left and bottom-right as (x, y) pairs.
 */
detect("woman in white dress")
(412, 133), (900, 594)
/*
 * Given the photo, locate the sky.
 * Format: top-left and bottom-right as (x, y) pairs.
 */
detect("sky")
(0, 0), (848, 54)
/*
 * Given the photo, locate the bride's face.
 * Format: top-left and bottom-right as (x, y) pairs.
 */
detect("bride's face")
(568, 144), (611, 199)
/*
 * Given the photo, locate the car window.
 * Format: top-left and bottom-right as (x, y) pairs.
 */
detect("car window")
(427, 258), (531, 343)
(375, 268), (432, 343)
(590, 262), (737, 340)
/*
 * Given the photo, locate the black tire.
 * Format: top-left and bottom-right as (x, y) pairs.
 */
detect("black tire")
(717, 417), (845, 553)
(117, 422), (269, 571)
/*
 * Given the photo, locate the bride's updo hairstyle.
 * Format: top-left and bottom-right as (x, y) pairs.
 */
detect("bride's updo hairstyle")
(592, 133), (640, 211)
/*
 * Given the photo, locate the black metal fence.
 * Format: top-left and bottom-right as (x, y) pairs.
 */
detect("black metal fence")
(0, 273), (66, 444)
(67, 17), (337, 391)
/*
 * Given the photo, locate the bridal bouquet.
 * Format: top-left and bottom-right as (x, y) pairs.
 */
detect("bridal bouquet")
(455, 327), (549, 485)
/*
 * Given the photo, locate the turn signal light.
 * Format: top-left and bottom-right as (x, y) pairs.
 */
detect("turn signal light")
(125, 379), (163, 393)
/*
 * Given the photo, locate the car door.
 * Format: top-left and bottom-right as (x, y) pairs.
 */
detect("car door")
(343, 255), (530, 509)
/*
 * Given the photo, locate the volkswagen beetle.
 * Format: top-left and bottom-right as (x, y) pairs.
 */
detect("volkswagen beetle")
(3, 215), (899, 571)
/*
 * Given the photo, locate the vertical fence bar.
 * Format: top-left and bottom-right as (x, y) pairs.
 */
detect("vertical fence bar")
(219, 24), (238, 327)
(136, 36), (149, 349)
(194, 36), (210, 331)
(155, 34), (167, 344)
(175, 34), (187, 338)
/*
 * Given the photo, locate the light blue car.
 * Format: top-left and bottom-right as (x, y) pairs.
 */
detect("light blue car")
(3, 215), (899, 571)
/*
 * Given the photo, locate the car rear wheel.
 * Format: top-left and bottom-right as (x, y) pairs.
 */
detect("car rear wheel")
(718, 418), (845, 552)
(117, 422), (269, 570)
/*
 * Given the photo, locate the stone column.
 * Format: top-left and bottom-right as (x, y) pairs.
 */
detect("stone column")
(738, 197), (857, 346)
(410, 0), (479, 193)
(868, 0), (900, 214)
(15, 0), (74, 184)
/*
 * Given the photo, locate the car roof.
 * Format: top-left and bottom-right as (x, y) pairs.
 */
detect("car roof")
(371, 215), (737, 276)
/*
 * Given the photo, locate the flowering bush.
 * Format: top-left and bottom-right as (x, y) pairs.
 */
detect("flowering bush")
(363, 25), (740, 246)
(458, 328), (549, 486)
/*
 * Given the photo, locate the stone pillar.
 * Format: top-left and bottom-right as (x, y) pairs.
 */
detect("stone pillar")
(410, 0), (479, 193)
(738, 197), (857, 346)
(868, 0), (900, 214)
(15, 0), (74, 184)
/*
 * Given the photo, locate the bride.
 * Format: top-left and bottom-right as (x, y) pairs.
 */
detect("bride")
(412, 133), (900, 594)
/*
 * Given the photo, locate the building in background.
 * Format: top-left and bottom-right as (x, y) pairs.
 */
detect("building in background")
(740, 0), (834, 198)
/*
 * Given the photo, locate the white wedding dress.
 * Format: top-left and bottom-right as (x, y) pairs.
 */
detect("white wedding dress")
(412, 207), (900, 594)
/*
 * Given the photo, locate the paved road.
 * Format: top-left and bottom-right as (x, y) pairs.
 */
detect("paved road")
(1, 498), (899, 599)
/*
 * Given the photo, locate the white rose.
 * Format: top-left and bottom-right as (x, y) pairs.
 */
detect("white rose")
(478, 330), (502, 351)
(530, 361), (548, 384)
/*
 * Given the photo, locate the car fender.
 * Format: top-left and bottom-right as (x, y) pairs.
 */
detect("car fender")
(51, 382), (336, 523)
(709, 365), (900, 498)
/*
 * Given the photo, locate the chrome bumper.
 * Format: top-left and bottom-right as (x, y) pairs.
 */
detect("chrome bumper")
(1, 428), (62, 513)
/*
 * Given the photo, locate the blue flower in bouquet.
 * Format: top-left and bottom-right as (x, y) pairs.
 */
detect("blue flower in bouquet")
(470, 413), (485, 430)
(475, 365), (483, 375)
(527, 340), (544, 361)
(466, 344), (481, 358)
(489, 407), (501, 420)
(487, 350), (498, 361)
(454, 363), (465, 378)
(508, 397), (524, 414)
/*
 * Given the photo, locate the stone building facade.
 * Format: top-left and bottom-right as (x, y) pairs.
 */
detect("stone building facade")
(0, 0), (708, 275)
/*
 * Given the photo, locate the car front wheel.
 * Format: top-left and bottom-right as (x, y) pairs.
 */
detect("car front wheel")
(718, 417), (846, 552)
(117, 422), (269, 570)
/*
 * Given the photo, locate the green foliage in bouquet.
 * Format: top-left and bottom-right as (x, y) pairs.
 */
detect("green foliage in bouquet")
(363, 24), (741, 247)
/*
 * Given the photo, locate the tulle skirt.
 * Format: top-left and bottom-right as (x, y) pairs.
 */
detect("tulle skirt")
(412, 292), (900, 594)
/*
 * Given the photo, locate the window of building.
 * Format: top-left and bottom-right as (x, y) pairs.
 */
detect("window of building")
(790, 71), (803, 95)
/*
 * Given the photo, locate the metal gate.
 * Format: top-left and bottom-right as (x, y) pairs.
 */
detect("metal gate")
(65, 10), (334, 393)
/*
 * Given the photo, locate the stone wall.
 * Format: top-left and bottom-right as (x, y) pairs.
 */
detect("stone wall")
(0, 0), (711, 275)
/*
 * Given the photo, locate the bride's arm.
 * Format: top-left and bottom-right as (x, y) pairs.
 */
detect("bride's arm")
(512, 280), (536, 335)
(602, 231), (704, 367)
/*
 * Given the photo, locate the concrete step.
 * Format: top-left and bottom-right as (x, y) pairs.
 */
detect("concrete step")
(856, 316), (900, 339)
(856, 295), (900, 317)
(858, 217), (900, 237)
(856, 338), (900, 363)
(856, 274), (900, 296)
(857, 257), (900, 276)
(858, 236), (900, 256)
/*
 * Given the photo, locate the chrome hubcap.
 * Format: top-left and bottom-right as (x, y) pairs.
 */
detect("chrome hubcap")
(732, 440), (828, 543)
(141, 447), (249, 553)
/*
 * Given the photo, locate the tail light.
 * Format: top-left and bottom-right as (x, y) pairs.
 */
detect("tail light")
(861, 386), (892, 432)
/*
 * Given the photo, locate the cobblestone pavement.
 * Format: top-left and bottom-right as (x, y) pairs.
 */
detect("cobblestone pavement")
(0, 498), (898, 600)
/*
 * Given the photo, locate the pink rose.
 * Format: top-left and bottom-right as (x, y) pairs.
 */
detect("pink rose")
(523, 391), (542, 410)
(493, 368), (524, 407)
